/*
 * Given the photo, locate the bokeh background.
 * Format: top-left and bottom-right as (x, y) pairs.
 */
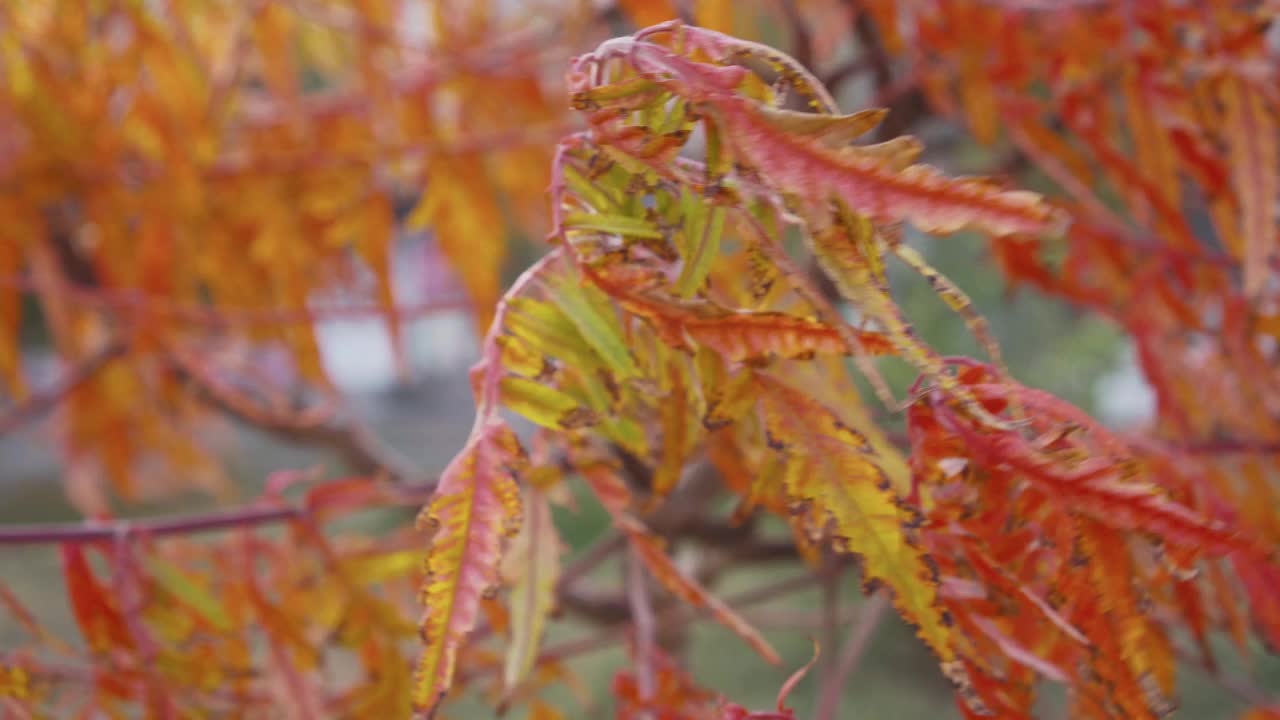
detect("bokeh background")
(3, 1), (1277, 718)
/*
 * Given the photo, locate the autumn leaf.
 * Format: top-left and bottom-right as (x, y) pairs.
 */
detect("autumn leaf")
(712, 94), (1068, 237)
(753, 374), (966, 687)
(61, 545), (133, 654)
(1219, 76), (1277, 297)
(408, 154), (508, 333)
(501, 487), (563, 695)
(415, 417), (525, 713)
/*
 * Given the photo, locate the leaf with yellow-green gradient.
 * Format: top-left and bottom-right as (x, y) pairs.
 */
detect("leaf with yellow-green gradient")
(754, 374), (963, 685)
(501, 488), (562, 695)
(408, 154), (506, 333)
(414, 418), (525, 714)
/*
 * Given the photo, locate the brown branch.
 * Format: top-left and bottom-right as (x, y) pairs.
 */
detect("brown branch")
(0, 274), (473, 328)
(168, 342), (422, 483)
(821, 54), (873, 92)
(815, 592), (889, 720)
(459, 567), (840, 686)
(0, 341), (127, 435)
(0, 505), (302, 546)
(819, 554), (841, 700)
(743, 604), (864, 630)
(557, 584), (630, 624)
(846, 1), (928, 139)
(627, 547), (658, 715)
(779, 0), (814, 73)
(0, 479), (434, 546)
(557, 531), (626, 590)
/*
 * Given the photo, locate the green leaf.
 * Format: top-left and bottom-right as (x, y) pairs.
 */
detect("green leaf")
(500, 376), (600, 430)
(675, 204), (725, 298)
(754, 106), (887, 148)
(562, 164), (620, 213)
(546, 272), (641, 379)
(501, 489), (562, 695)
(505, 298), (603, 372)
(145, 556), (233, 632)
(563, 212), (665, 240)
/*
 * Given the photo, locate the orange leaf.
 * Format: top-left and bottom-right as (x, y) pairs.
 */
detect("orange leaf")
(716, 95), (1067, 237)
(408, 154), (507, 333)
(1220, 76), (1278, 296)
(61, 544), (133, 654)
(617, 0), (679, 30)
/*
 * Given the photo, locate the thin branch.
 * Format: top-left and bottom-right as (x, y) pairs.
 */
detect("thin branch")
(821, 54), (873, 92)
(0, 274), (472, 328)
(0, 505), (301, 546)
(168, 342), (422, 483)
(557, 584), (630, 623)
(557, 531), (626, 590)
(815, 592), (889, 720)
(0, 341), (127, 435)
(1168, 439), (1280, 456)
(819, 554), (841, 702)
(627, 546), (658, 716)
(743, 604), (863, 630)
(459, 567), (840, 686)
(779, 0), (814, 72)
(0, 479), (433, 545)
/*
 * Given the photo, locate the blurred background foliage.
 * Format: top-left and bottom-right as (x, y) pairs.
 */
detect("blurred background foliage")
(4, 0), (1277, 717)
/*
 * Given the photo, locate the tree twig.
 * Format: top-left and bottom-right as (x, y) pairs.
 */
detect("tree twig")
(627, 546), (658, 717)
(779, 0), (814, 72)
(557, 531), (626, 590)
(168, 342), (422, 483)
(819, 554), (842, 702)
(0, 341), (127, 436)
(458, 566), (843, 686)
(815, 592), (889, 720)
(0, 479), (433, 546)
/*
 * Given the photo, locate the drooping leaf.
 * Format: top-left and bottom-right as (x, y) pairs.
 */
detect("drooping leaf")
(501, 487), (562, 695)
(408, 154), (507, 333)
(61, 544), (133, 654)
(414, 418), (525, 713)
(713, 95), (1069, 237)
(1219, 76), (1277, 297)
(753, 374), (967, 690)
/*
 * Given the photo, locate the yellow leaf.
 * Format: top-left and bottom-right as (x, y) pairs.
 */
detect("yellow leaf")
(500, 376), (600, 431)
(0, 664), (30, 700)
(501, 488), (563, 695)
(755, 106), (888, 149)
(145, 556), (233, 633)
(505, 298), (608, 373)
(545, 267), (641, 379)
(694, 0), (735, 34)
(651, 359), (693, 497)
(754, 374), (964, 684)
(409, 154), (507, 333)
